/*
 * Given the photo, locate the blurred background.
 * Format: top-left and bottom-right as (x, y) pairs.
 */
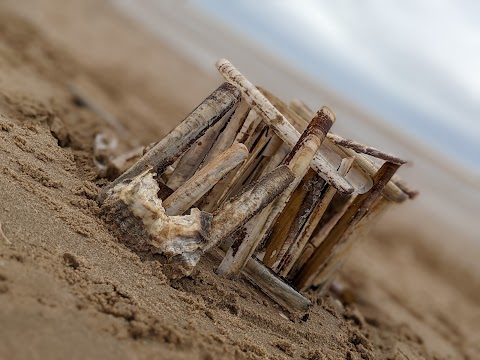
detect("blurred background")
(113, 0), (479, 244)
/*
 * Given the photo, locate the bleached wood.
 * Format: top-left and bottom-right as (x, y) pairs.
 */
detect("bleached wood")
(98, 82), (241, 203)
(163, 143), (249, 216)
(202, 98), (251, 166)
(208, 165), (295, 248)
(216, 59), (354, 195)
(167, 110), (232, 190)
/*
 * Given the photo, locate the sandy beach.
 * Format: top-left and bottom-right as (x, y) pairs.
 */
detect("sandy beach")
(0, 0), (479, 359)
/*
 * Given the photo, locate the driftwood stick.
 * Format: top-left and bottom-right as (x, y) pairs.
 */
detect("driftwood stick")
(278, 157), (355, 276)
(242, 257), (311, 313)
(294, 161), (400, 290)
(166, 112), (231, 190)
(312, 198), (390, 292)
(202, 99), (251, 166)
(215, 127), (270, 207)
(208, 165), (295, 249)
(263, 170), (323, 268)
(216, 242), (311, 313)
(163, 143), (249, 216)
(216, 59), (354, 195)
(98, 82), (241, 203)
(261, 108), (334, 268)
(217, 202), (274, 278)
(327, 133), (407, 165)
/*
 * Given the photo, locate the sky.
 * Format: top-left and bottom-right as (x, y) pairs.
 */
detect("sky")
(191, 0), (480, 172)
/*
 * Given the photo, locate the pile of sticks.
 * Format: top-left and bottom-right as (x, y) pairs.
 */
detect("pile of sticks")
(98, 59), (416, 313)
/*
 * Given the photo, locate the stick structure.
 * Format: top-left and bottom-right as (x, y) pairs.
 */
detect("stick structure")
(216, 59), (354, 196)
(163, 143), (249, 216)
(101, 63), (415, 311)
(98, 82), (241, 203)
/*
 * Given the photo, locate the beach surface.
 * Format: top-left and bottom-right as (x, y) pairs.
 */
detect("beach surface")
(0, 1), (479, 359)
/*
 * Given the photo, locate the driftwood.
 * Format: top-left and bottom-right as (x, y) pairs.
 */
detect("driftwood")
(294, 162), (400, 290)
(277, 157), (355, 276)
(99, 59), (415, 312)
(98, 82), (241, 203)
(163, 143), (249, 216)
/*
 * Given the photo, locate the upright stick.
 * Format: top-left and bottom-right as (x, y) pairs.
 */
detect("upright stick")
(277, 157), (355, 276)
(98, 82), (241, 203)
(208, 165), (295, 249)
(163, 143), (249, 216)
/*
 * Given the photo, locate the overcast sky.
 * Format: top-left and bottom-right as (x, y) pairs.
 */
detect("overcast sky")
(192, 0), (480, 170)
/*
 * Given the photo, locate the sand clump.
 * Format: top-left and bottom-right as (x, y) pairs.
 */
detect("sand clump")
(0, 1), (479, 359)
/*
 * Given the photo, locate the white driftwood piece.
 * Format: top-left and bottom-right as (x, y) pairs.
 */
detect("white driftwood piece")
(202, 99), (251, 166)
(163, 143), (249, 216)
(216, 59), (354, 196)
(99, 82), (241, 203)
(166, 110), (233, 190)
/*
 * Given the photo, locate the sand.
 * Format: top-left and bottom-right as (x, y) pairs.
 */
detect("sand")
(0, 1), (479, 359)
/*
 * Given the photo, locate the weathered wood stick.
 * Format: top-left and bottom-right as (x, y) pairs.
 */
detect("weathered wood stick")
(287, 243), (314, 280)
(216, 242), (311, 313)
(261, 108), (334, 268)
(202, 99), (251, 166)
(167, 111), (231, 190)
(235, 109), (263, 145)
(310, 196), (354, 248)
(98, 82), (241, 203)
(163, 143), (249, 216)
(217, 202), (274, 278)
(327, 133), (407, 165)
(208, 165), (295, 249)
(215, 127), (270, 207)
(241, 257), (312, 313)
(294, 161), (400, 290)
(311, 198), (390, 292)
(346, 149), (407, 202)
(278, 157), (355, 276)
(290, 99), (410, 202)
(216, 59), (354, 195)
(263, 170), (323, 268)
